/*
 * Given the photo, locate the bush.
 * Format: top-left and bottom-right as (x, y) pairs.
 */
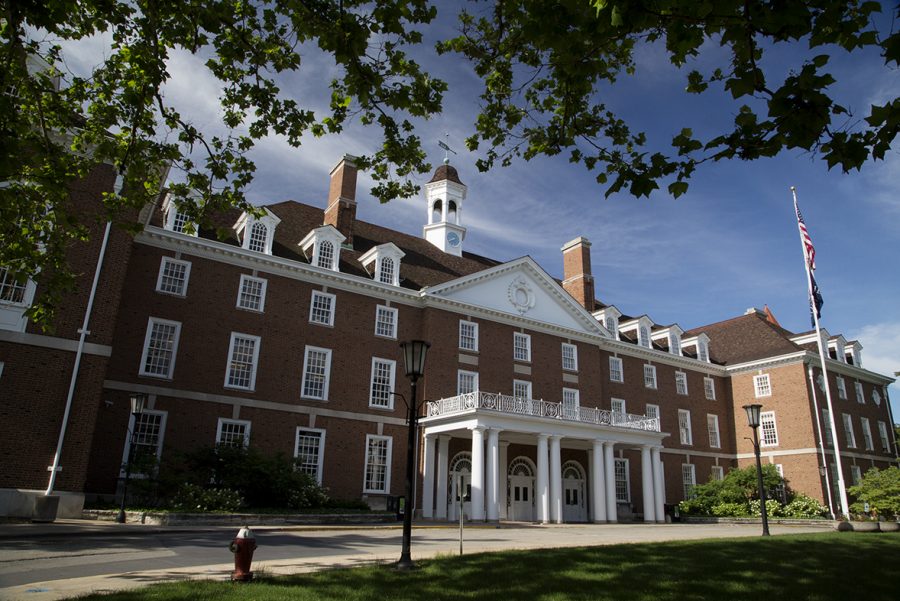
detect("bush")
(677, 465), (786, 516)
(848, 466), (900, 519)
(749, 498), (783, 517)
(711, 502), (750, 517)
(781, 493), (828, 518)
(171, 483), (244, 512)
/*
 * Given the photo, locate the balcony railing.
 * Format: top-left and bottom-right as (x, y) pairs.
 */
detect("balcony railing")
(425, 391), (660, 432)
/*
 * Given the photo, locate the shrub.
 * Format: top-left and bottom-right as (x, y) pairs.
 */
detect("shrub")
(171, 483), (244, 512)
(711, 502), (750, 517)
(676, 465), (786, 516)
(749, 498), (783, 517)
(781, 493), (828, 518)
(848, 466), (900, 519)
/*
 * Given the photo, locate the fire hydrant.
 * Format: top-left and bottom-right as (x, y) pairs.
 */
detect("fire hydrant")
(229, 526), (257, 582)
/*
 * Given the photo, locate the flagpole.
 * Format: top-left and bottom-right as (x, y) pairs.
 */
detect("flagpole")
(791, 186), (850, 519)
(806, 365), (836, 519)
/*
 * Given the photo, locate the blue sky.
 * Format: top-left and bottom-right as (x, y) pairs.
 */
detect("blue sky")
(55, 3), (899, 418)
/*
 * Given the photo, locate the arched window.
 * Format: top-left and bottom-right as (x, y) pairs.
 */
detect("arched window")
(447, 200), (457, 222)
(379, 257), (395, 284)
(508, 457), (535, 477)
(248, 222), (268, 253)
(431, 199), (443, 223)
(317, 240), (334, 270)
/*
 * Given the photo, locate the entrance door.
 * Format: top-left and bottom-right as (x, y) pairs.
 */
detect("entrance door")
(562, 463), (587, 522)
(509, 475), (534, 521)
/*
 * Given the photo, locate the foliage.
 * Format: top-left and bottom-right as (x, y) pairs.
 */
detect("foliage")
(175, 445), (330, 510)
(170, 482), (244, 513)
(848, 466), (900, 519)
(441, 1), (899, 199)
(678, 464), (785, 516)
(711, 502), (750, 517)
(749, 498), (783, 518)
(781, 493), (829, 519)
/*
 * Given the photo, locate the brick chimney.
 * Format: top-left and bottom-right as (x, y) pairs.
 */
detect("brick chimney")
(324, 155), (358, 243)
(562, 237), (595, 311)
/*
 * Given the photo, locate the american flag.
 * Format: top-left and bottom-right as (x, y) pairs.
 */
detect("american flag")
(794, 196), (816, 271)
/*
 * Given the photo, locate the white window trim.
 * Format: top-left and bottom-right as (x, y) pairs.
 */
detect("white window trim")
(855, 381), (865, 404)
(223, 332), (261, 391)
(309, 290), (336, 326)
(363, 434), (393, 494)
(836, 376), (847, 400)
(563, 388), (581, 418)
(459, 320), (479, 352)
(753, 374), (772, 398)
(760, 411), (779, 447)
(457, 369), (479, 395)
(645, 403), (660, 422)
(301, 345), (332, 400)
(236, 274), (268, 313)
(155, 257), (191, 297)
(850, 464), (862, 486)
(369, 357), (397, 410)
(682, 463), (696, 498)
(675, 371), (688, 395)
(861, 417), (874, 451)
(513, 379), (532, 400)
(216, 418), (251, 448)
(611, 397), (626, 415)
(707, 414), (721, 448)
(678, 409), (693, 446)
(842, 413), (857, 448)
(513, 332), (532, 363)
(614, 457), (630, 502)
(138, 317), (182, 379)
(643, 364), (657, 389)
(704, 377), (716, 400)
(374, 305), (398, 339)
(562, 343), (578, 372)
(711, 465), (724, 481)
(877, 421), (890, 453)
(119, 409), (168, 477)
(295, 427), (326, 485)
(609, 356), (623, 383)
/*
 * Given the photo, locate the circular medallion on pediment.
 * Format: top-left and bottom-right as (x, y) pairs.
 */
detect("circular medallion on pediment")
(508, 277), (536, 315)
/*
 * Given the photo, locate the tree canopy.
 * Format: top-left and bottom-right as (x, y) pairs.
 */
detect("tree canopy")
(2, 0), (898, 324)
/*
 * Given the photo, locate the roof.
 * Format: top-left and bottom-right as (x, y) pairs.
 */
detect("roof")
(686, 312), (802, 365)
(428, 164), (464, 185)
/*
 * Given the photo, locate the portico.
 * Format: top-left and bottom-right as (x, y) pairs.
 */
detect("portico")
(420, 391), (668, 523)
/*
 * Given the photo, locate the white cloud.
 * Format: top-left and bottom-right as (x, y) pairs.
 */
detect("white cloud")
(847, 320), (900, 418)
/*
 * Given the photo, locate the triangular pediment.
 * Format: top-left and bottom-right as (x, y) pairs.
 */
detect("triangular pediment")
(422, 257), (609, 337)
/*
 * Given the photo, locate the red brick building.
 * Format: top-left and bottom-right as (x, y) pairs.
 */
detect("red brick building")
(0, 156), (895, 520)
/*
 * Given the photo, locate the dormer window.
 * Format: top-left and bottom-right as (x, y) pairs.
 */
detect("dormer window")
(593, 306), (621, 340)
(651, 325), (684, 356)
(639, 325), (650, 348)
(162, 194), (197, 236)
(828, 336), (847, 362)
(359, 243), (405, 287)
(620, 316), (654, 349)
(299, 225), (346, 272)
(682, 333), (711, 363)
(235, 209), (281, 255)
(697, 340), (709, 362)
(845, 342), (862, 367)
(0, 266), (36, 332)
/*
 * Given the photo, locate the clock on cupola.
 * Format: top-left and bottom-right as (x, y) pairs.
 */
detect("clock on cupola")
(423, 147), (468, 257)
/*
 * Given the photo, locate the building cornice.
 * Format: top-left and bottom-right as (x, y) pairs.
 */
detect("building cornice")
(0, 329), (112, 357)
(601, 337), (728, 376)
(725, 349), (894, 385)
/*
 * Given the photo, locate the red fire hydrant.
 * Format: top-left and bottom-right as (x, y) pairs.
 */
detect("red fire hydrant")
(229, 526), (257, 582)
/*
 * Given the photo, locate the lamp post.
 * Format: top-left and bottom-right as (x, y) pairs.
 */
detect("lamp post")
(117, 393), (147, 524)
(397, 340), (430, 570)
(743, 403), (770, 536)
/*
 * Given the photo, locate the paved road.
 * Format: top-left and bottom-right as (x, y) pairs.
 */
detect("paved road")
(0, 521), (832, 601)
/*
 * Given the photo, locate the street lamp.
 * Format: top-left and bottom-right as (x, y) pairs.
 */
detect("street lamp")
(397, 340), (430, 570)
(743, 403), (770, 536)
(117, 393), (147, 524)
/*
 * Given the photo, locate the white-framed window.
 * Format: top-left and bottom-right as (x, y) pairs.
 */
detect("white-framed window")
(860, 417), (874, 451)
(139, 317), (181, 379)
(842, 413), (856, 448)
(309, 290), (336, 326)
(643, 364), (657, 389)
(873, 388), (882, 406)
(295, 428), (326, 484)
(707, 414), (721, 448)
(854, 381), (865, 404)
(877, 421), (890, 453)
(611, 397), (626, 416)
(675, 371), (688, 395)
(236, 275), (267, 312)
(704, 377), (716, 400)
(760, 411), (778, 446)
(120, 410), (167, 476)
(638, 325), (651, 348)
(753, 374), (772, 398)
(645, 403), (660, 422)
(822, 409), (833, 446)
(458, 370), (478, 395)
(224, 332), (261, 391)
(216, 418), (251, 448)
(836, 376), (847, 400)
(850, 464), (862, 486)
(614, 458), (630, 502)
(374, 305), (398, 339)
(682, 463), (696, 499)
(369, 358), (396, 409)
(317, 240), (336, 270)
(562, 343), (578, 371)
(459, 320), (478, 351)
(562, 388), (580, 418)
(697, 341), (709, 363)
(678, 409), (693, 445)
(609, 356), (623, 383)
(363, 434), (392, 493)
(669, 334), (682, 356)
(711, 465), (724, 481)
(0, 266), (29, 304)
(155, 257), (191, 296)
(605, 315), (618, 339)
(163, 198), (196, 236)
(301, 346), (332, 400)
(248, 222), (268, 253)
(513, 379), (532, 400)
(513, 332), (531, 362)
(378, 256), (396, 285)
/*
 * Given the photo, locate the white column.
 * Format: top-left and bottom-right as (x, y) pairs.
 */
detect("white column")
(422, 434), (436, 519)
(470, 426), (485, 521)
(435, 435), (450, 520)
(536, 434), (550, 523)
(604, 441), (617, 523)
(652, 446), (665, 523)
(549, 435), (563, 523)
(641, 445), (655, 523)
(591, 440), (607, 523)
(499, 442), (510, 520)
(486, 429), (501, 521)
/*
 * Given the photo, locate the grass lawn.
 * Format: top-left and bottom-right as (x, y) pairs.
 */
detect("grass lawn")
(72, 532), (898, 601)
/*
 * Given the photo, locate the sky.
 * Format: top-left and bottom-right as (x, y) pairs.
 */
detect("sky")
(53, 3), (899, 419)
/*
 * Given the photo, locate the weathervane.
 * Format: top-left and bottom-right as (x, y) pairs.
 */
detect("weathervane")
(437, 133), (456, 165)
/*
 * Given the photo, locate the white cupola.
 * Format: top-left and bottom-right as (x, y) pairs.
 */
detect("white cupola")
(423, 161), (467, 256)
